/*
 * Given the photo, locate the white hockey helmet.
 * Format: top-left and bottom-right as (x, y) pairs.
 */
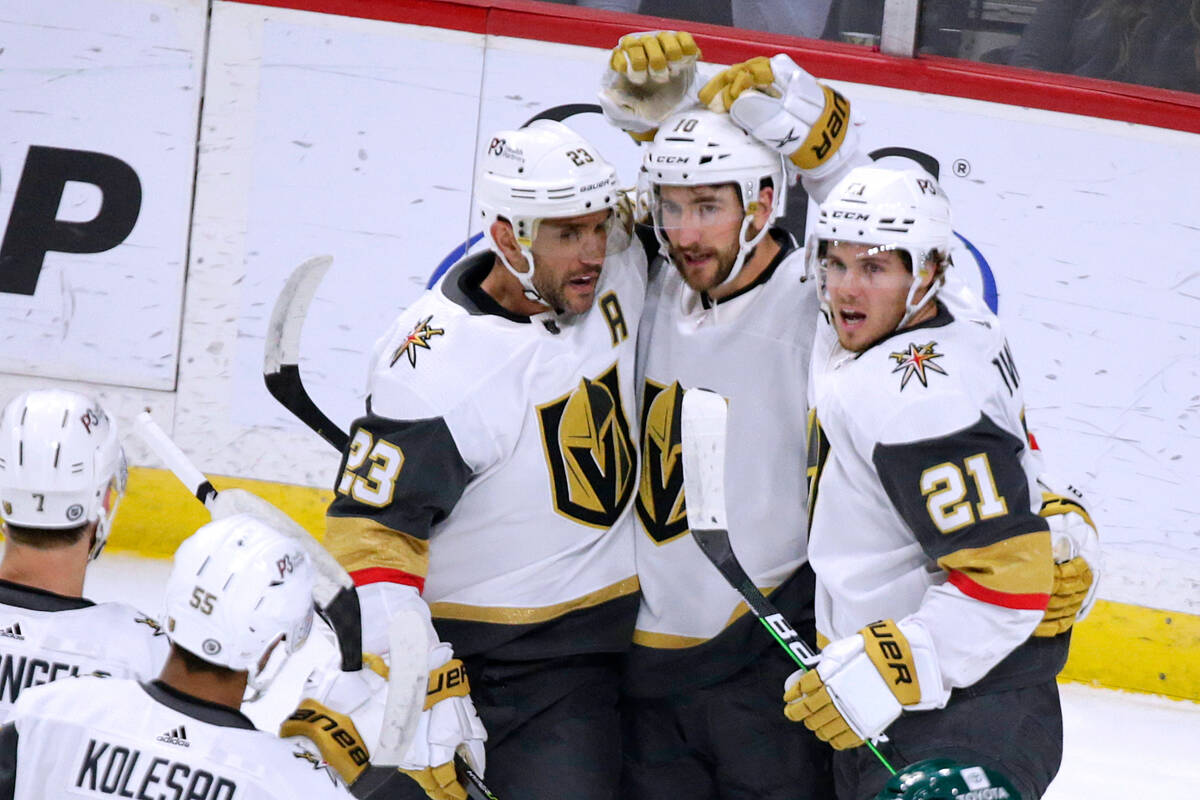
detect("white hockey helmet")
(476, 119), (622, 303)
(0, 389), (127, 560)
(163, 513), (315, 695)
(810, 165), (953, 326)
(640, 108), (788, 290)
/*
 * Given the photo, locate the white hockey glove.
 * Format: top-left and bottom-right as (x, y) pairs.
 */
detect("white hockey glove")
(700, 54), (859, 180)
(398, 641), (488, 800)
(1035, 474), (1102, 637)
(783, 620), (948, 750)
(599, 30), (702, 140)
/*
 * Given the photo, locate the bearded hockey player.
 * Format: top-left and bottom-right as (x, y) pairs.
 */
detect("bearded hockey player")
(0, 513), (352, 798)
(0, 389), (166, 719)
(790, 166), (1068, 799)
(311, 119), (644, 799)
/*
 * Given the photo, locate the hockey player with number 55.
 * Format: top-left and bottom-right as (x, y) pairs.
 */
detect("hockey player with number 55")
(0, 513), (353, 799)
(791, 166), (1077, 799)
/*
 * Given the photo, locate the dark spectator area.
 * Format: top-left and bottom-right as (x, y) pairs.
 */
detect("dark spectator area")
(544, 0), (1200, 95)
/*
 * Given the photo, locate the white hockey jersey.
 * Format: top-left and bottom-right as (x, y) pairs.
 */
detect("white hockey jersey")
(0, 676), (350, 798)
(627, 231), (820, 695)
(325, 245), (646, 659)
(0, 580), (167, 723)
(807, 295), (1065, 694)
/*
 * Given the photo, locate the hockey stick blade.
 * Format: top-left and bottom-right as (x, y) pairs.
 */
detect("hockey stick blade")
(678, 391), (816, 666)
(134, 410), (362, 671)
(679, 388), (896, 775)
(264, 255), (349, 452)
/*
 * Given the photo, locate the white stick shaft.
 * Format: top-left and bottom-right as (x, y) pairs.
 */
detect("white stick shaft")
(681, 388), (730, 532)
(134, 411), (216, 506)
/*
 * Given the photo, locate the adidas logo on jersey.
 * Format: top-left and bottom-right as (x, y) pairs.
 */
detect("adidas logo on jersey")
(156, 726), (190, 747)
(0, 623), (24, 640)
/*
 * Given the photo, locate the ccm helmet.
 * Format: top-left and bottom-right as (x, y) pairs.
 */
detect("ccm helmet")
(0, 389), (127, 560)
(641, 108), (787, 290)
(875, 759), (1022, 799)
(163, 514), (315, 696)
(476, 119), (622, 303)
(810, 165), (953, 327)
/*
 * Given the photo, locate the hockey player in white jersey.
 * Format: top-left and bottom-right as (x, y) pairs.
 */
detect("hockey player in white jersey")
(790, 166), (1069, 799)
(310, 119), (644, 799)
(0, 389), (166, 720)
(0, 512), (352, 799)
(599, 33), (865, 798)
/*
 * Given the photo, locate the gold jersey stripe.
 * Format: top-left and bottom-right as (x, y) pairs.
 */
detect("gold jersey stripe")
(430, 576), (638, 625)
(632, 585), (779, 649)
(937, 530), (1054, 597)
(324, 515), (430, 579)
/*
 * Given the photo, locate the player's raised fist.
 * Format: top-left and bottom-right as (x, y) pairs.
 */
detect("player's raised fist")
(610, 30), (700, 85)
(698, 55), (777, 112)
(600, 30), (704, 140)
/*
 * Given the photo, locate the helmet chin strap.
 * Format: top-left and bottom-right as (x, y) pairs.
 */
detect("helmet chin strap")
(898, 262), (945, 329)
(495, 244), (544, 304)
(713, 213), (771, 292)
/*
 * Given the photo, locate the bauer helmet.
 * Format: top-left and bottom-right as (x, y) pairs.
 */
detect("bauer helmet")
(476, 119), (622, 303)
(809, 165), (953, 327)
(875, 758), (1022, 799)
(0, 389), (127, 561)
(640, 108), (787, 290)
(163, 513), (315, 696)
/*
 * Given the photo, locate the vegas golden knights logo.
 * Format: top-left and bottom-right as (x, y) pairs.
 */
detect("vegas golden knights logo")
(537, 363), (635, 529)
(805, 408), (830, 534)
(636, 380), (689, 545)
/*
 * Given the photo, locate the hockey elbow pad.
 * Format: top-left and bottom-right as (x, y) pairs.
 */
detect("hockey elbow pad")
(783, 620), (947, 750)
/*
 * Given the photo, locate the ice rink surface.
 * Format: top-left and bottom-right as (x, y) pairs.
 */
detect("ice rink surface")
(86, 553), (1199, 797)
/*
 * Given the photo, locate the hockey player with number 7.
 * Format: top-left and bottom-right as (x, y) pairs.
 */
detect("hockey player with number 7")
(596, 31), (1101, 800)
(0, 513), (354, 799)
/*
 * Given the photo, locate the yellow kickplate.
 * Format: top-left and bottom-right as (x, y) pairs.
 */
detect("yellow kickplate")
(1060, 599), (1200, 701)
(105, 467), (333, 560)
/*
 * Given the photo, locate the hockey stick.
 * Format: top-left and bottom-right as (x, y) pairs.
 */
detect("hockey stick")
(260, 268), (500, 799)
(264, 255), (349, 452)
(134, 410), (363, 672)
(678, 388), (897, 775)
(134, 412), (495, 798)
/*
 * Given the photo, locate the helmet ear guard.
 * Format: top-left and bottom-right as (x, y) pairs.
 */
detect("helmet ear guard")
(0, 389), (128, 561)
(641, 108), (788, 291)
(475, 119), (623, 304)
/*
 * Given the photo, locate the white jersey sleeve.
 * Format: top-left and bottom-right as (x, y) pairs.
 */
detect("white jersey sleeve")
(4, 677), (352, 799)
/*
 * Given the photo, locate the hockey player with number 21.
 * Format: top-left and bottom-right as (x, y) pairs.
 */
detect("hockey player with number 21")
(291, 118), (646, 799)
(792, 165), (1083, 800)
(0, 513), (353, 799)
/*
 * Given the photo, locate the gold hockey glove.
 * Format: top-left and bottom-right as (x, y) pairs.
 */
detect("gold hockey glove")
(1035, 478), (1101, 636)
(599, 30), (703, 141)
